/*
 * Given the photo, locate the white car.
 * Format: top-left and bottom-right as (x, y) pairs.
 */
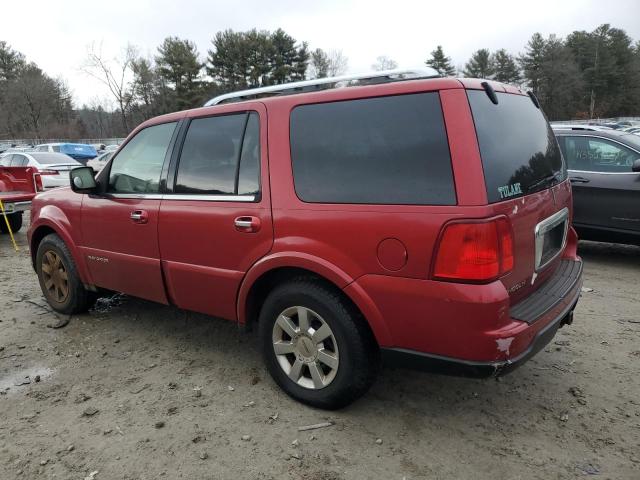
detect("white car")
(0, 152), (81, 189)
(87, 151), (114, 173)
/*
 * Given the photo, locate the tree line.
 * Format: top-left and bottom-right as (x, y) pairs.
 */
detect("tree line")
(1, 24), (639, 140)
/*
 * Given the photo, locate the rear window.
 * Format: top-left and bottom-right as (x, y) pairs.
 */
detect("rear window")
(467, 91), (565, 203)
(30, 153), (80, 165)
(290, 93), (455, 205)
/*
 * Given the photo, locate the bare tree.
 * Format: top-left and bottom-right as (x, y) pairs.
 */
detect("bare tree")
(82, 43), (139, 133)
(326, 49), (348, 76)
(372, 55), (398, 71)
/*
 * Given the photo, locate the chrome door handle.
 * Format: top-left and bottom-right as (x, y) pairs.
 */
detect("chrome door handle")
(234, 216), (261, 232)
(130, 210), (149, 223)
(234, 219), (252, 228)
(569, 176), (590, 184)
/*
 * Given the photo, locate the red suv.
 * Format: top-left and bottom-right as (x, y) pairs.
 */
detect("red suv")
(28, 72), (583, 409)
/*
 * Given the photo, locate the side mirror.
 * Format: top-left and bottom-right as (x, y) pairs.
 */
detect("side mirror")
(70, 166), (97, 193)
(632, 159), (640, 173)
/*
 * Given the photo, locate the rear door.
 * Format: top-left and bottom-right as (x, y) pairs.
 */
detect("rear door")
(80, 121), (178, 303)
(158, 104), (273, 321)
(558, 134), (640, 233)
(466, 88), (569, 303)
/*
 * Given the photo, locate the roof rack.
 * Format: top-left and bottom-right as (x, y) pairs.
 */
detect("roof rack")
(203, 68), (440, 106)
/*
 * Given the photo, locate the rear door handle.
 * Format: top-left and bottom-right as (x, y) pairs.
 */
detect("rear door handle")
(130, 210), (149, 224)
(234, 216), (261, 233)
(569, 176), (590, 184)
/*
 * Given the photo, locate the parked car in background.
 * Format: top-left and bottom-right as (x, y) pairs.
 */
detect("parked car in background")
(551, 124), (613, 132)
(0, 152), (81, 189)
(87, 151), (114, 172)
(555, 129), (640, 246)
(28, 73), (583, 409)
(34, 143), (97, 164)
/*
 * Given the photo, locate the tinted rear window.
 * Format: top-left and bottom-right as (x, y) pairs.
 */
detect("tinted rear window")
(30, 153), (80, 165)
(290, 93), (455, 205)
(467, 91), (565, 203)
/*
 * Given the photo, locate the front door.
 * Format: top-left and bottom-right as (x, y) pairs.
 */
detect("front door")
(559, 135), (640, 233)
(80, 121), (178, 303)
(158, 105), (273, 321)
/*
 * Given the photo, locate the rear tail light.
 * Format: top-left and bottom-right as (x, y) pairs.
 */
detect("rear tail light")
(38, 169), (58, 175)
(33, 173), (44, 192)
(433, 217), (514, 282)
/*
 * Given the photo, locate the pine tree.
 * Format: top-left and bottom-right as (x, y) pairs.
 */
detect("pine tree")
(426, 46), (456, 76)
(462, 49), (494, 78)
(538, 35), (583, 120)
(519, 33), (546, 94)
(309, 48), (330, 78)
(492, 49), (521, 84)
(155, 37), (203, 110)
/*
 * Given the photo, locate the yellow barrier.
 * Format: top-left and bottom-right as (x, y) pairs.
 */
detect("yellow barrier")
(0, 199), (19, 252)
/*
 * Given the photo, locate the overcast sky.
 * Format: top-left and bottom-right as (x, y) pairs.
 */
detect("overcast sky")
(3, 0), (639, 107)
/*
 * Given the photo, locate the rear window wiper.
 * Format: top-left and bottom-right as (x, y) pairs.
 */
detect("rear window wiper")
(526, 172), (561, 192)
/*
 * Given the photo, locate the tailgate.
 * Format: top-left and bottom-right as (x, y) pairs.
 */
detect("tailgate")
(466, 86), (570, 304)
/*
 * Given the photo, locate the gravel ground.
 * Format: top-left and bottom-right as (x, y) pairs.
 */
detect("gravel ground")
(1, 218), (639, 480)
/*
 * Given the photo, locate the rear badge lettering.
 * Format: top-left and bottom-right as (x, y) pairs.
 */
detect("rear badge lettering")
(507, 280), (526, 294)
(498, 183), (522, 199)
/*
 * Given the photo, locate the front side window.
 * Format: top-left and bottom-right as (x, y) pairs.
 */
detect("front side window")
(175, 112), (260, 196)
(290, 93), (455, 205)
(108, 122), (176, 194)
(559, 136), (640, 173)
(51, 145), (60, 152)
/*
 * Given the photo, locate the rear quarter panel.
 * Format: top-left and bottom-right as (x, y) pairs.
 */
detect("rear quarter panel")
(264, 80), (480, 284)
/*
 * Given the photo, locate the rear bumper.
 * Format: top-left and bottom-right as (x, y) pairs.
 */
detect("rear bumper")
(381, 295), (578, 377)
(348, 258), (583, 376)
(0, 200), (31, 213)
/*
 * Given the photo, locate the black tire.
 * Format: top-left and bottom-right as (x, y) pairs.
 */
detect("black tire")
(36, 233), (96, 314)
(0, 212), (23, 234)
(258, 278), (379, 409)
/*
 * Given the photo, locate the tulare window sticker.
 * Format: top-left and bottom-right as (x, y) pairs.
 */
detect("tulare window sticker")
(498, 182), (522, 199)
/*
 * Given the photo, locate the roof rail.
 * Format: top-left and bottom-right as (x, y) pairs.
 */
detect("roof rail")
(203, 68), (440, 106)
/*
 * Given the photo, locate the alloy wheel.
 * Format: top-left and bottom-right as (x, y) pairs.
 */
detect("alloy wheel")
(41, 250), (69, 304)
(271, 306), (339, 389)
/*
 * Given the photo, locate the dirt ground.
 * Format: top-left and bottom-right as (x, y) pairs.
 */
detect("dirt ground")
(1, 217), (639, 480)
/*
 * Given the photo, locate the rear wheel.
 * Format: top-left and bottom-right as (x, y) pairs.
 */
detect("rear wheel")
(0, 212), (23, 234)
(36, 233), (96, 314)
(259, 279), (379, 409)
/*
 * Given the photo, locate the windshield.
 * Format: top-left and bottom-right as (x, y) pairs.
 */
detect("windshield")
(467, 90), (566, 203)
(30, 153), (80, 165)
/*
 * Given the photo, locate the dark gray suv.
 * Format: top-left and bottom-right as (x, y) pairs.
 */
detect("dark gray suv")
(555, 129), (640, 245)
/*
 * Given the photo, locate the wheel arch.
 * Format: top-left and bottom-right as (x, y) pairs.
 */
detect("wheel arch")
(29, 218), (92, 285)
(237, 253), (392, 346)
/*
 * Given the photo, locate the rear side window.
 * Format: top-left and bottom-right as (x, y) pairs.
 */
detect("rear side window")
(558, 136), (640, 173)
(175, 112), (260, 196)
(108, 122), (176, 194)
(468, 91), (565, 203)
(11, 154), (28, 166)
(290, 93), (455, 205)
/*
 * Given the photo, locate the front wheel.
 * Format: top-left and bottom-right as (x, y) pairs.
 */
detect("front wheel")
(0, 212), (23, 234)
(259, 279), (379, 409)
(36, 233), (96, 314)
